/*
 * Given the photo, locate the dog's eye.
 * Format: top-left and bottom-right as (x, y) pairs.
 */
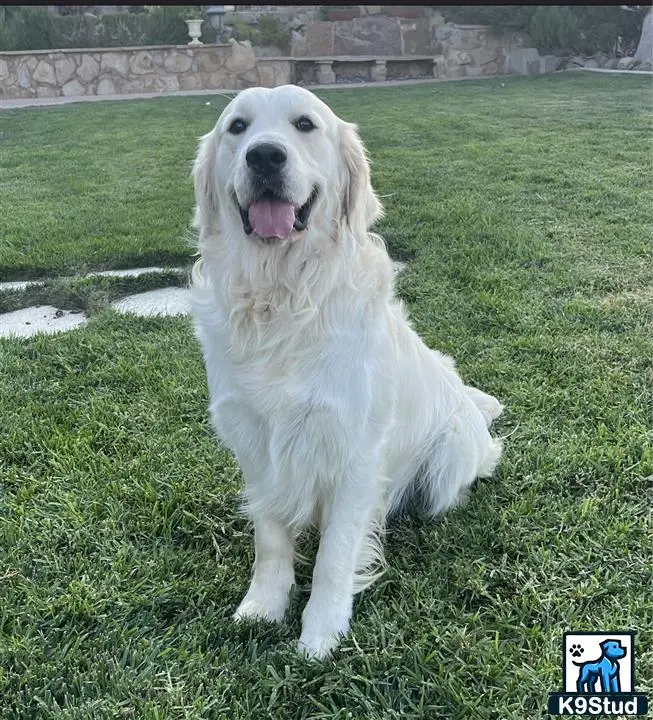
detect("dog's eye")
(294, 116), (316, 133)
(228, 118), (248, 135)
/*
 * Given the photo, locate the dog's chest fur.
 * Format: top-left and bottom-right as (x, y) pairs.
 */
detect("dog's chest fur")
(192, 244), (397, 525)
(194, 238), (393, 403)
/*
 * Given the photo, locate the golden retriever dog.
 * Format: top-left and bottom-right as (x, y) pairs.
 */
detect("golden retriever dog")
(190, 85), (503, 659)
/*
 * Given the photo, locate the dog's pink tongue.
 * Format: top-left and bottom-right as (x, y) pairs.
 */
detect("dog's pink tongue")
(248, 199), (295, 239)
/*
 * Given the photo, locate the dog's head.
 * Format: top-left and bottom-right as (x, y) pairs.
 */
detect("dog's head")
(600, 640), (626, 660)
(193, 85), (382, 245)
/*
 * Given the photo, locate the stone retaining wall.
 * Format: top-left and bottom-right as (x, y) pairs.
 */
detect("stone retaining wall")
(6, 30), (636, 101)
(293, 15), (432, 58)
(292, 16), (565, 79)
(0, 39), (290, 100)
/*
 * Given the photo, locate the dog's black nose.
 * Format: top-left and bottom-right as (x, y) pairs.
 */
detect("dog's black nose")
(246, 143), (287, 176)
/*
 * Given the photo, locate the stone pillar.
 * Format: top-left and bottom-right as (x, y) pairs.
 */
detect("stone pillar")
(635, 9), (653, 64)
(432, 56), (445, 78)
(371, 59), (387, 82)
(315, 60), (335, 84)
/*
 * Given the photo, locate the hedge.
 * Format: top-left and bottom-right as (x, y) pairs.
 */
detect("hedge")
(440, 5), (646, 56)
(0, 6), (219, 51)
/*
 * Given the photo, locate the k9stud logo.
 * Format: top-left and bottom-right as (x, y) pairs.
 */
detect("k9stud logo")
(548, 632), (648, 716)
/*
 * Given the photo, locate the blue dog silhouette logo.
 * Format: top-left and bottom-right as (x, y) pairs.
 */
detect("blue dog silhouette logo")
(573, 638), (626, 693)
(548, 631), (648, 716)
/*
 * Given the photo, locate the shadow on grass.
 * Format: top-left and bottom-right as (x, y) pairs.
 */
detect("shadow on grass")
(0, 269), (192, 316)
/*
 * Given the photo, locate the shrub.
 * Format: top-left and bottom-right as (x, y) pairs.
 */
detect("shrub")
(51, 13), (98, 48)
(440, 4), (646, 57)
(225, 15), (291, 53)
(529, 6), (580, 54)
(95, 12), (148, 48)
(144, 6), (190, 46)
(1, 6), (55, 51)
(230, 18), (256, 44)
(257, 14), (290, 53)
(572, 6), (645, 56)
(440, 6), (536, 32)
(0, 5), (212, 51)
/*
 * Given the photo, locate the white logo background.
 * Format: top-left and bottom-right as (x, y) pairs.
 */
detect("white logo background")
(565, 633), (633, 693)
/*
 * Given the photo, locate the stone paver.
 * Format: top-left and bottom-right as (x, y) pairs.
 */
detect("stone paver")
(0, 266), (186, 292)
(0, 267), (190, 338)
(110, 287), (191, 318)
(0, 305), (88, 339)
(0, 279), (45, 291)
(89, 266), (186, 279)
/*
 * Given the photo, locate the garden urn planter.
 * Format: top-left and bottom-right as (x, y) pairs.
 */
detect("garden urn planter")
(185, 19), (204, 46)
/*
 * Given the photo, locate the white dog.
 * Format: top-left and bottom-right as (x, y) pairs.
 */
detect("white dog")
(190, 85), (503, 659)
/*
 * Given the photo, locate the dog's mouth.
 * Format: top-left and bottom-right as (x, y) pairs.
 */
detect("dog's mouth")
(237, 187), (319, 241)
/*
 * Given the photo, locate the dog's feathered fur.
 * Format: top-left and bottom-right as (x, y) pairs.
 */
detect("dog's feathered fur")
(190, 85), (503, 658)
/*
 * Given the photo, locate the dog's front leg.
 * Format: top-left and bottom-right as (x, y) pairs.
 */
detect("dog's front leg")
(610, 671), (620, 693)
(298, 464), (380, 659)
(600, 666), (615, 694)
(210, 403), (295, 624)
(234, 514), (295, 623)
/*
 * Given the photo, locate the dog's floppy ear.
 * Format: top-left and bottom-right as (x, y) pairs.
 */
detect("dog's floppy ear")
(192, 130), (219, 229)
(339, 121), (383, 234)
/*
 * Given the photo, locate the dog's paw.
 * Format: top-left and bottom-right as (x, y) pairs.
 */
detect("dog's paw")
(298, 598), (351, 660)
(233, 594), (286, 624)
(569, 644), (584, 658)
(297, 631), (342, 661)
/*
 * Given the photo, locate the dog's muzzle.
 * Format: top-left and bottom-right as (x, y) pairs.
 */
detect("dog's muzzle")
(237, 187), (319, 241)
(236, 141), (319, 241)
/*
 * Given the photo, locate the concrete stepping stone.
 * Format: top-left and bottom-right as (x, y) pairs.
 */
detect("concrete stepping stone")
(0, 266), (186, 293)
(0, 279), (46, 291)
(0, 305), (88, 339)
(89, 266), (186, 279)
(110, 287), (191, 317)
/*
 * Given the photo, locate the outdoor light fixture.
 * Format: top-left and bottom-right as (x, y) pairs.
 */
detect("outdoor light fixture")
(206, 6), (228, 40)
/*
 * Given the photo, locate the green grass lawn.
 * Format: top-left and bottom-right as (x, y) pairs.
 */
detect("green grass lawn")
(1, 73), (652, 719)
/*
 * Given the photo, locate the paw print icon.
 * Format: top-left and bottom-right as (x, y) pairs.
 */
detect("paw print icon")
(568, 644), (584, 658)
